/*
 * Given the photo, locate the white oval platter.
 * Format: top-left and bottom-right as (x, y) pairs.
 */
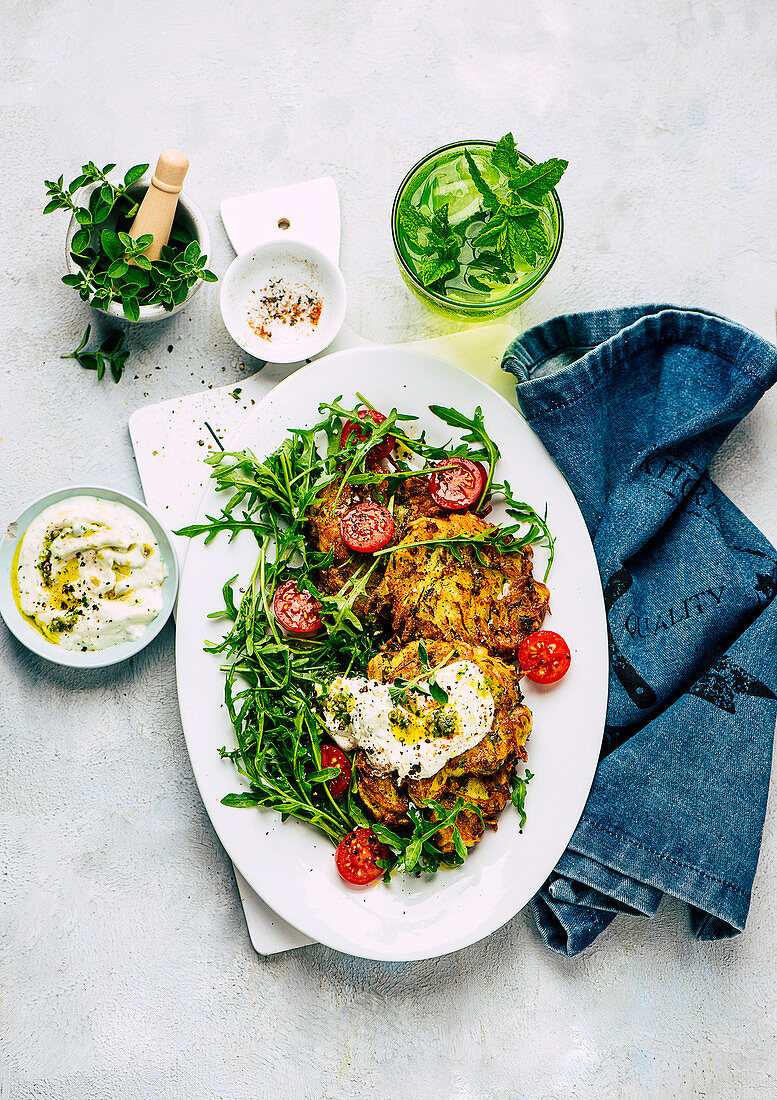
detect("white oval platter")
(175, 346), (608, 961)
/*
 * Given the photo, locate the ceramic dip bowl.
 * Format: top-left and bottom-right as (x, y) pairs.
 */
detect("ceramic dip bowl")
(0, 485), (179, 668)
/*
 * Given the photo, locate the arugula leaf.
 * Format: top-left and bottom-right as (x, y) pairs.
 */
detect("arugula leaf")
(510, 768), (535, 830)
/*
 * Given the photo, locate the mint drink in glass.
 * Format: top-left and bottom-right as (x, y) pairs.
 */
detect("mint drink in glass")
(392, 138), (565, 321)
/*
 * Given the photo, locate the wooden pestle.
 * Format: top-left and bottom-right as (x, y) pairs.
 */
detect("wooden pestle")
(127, 150), (189, 262)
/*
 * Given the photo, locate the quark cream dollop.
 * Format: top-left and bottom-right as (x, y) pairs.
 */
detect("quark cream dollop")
(320, 661), (494, 780)
(15, 496), (167, 651)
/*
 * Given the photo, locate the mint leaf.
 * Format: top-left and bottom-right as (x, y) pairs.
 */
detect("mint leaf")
(429, 203), (451, 238)
(508, 158), (568, 204)
(472, 205), (542, 269)
(463, 150), (500, 212)
(503, 201), (540, 220)
(524, 216), (551, 257)
(471, 210), (508, 252)
(400, 205), (429, 231)
(418, 257), (456, 287)
(471, 250), (512, 278)
(491, 132), (521, 177)
(506, 219), (536, 267)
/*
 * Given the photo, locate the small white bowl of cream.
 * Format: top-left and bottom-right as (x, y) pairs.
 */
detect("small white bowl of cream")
(220, 239), (346, 363)
(0, 486), (179, 668)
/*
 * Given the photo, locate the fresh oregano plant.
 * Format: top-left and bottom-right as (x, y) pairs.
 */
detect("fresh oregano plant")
(44, 161), (217, 321)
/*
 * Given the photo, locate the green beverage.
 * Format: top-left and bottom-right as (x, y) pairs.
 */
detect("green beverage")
(392, 138), (565, 321)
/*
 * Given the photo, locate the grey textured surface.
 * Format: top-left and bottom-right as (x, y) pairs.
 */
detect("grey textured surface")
(2, 2), (777, 1097)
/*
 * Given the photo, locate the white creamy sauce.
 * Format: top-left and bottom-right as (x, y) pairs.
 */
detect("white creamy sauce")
(321, 660), (495, 780)
(15, 496), (167, 651)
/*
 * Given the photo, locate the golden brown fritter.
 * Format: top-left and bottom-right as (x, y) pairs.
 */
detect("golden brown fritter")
(377, 512), (550, 662)
(407, 765), (514, 851)
(392, 475), (446, 533)
(358, 638), (532, 852)
(354, 750), (409, 826)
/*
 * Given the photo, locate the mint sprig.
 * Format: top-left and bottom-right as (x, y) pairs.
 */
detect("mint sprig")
(466, 136), (567, 268)
(399, 133), (567, 292)
(399, 202), (461, 287)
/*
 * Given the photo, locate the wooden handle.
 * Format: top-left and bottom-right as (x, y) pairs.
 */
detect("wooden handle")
(127, 150), (190, 262)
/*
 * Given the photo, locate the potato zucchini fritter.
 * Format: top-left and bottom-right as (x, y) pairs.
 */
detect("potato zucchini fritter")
(377, 512), (550, 662)
(360, 639), (533, 851)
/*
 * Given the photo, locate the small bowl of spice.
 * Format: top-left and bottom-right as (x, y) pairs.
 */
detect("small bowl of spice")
(219, 240), (346, 363)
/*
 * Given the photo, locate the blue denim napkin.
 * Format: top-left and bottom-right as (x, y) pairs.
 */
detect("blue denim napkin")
(502, 305), (777, 956)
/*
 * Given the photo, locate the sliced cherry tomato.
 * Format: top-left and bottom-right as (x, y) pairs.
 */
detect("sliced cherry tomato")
(320, 743), (351, 799)
(339, 501), (395, 553)
(428, 457), (484, 511)
(272, 580), (323, 635)
(340, 408), (394, 462)
(335, 827), (392, 885)
(518, 630), (571, 684)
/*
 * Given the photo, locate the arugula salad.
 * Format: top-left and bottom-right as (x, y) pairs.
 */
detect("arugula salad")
(179, 396), (558, 884)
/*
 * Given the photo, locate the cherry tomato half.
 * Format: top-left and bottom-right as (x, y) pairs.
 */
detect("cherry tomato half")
(428, 457), (484, 511)
(272, 580), (323, 635)
(335, 827), (392, 886)
(339, 501), (395, 553)
(320, 743), (351, 799)
(518, 630), (571, 684)
(340, 408), (394, 462)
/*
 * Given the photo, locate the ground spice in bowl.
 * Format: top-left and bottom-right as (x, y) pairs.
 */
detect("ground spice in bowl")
(247, 276), (323, 342)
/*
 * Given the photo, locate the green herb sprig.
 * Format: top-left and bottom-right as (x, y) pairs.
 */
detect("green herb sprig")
(397, 132), (567, 291)
(465, 134), (567, 269)
(398, 203), (463, 287)
(61, 324), (130, 383)
(510, 767), (535, 830)
(387, 641), (454, 706)
(44, 160), (217, 321)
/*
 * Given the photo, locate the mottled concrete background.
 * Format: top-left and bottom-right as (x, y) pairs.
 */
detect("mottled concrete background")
(2, 2), (776, 1097)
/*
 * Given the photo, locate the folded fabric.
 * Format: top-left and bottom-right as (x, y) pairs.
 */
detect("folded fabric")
(501, 305), (777, 956)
